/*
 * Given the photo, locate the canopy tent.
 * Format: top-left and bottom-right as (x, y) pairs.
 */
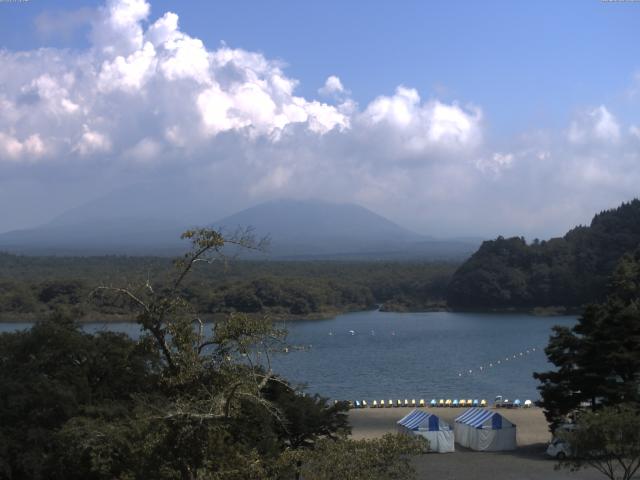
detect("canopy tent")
(397, 409), (454, 453)
(454, 408), (516, 451)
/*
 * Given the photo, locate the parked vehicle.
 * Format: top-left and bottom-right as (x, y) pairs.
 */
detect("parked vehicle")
(546, 438), (572, 459)
(547, 423), (577, 459)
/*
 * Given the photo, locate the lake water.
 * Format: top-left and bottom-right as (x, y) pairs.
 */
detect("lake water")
(0, 310), (576, 402)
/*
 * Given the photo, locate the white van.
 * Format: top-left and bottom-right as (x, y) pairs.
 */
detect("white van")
(546, 438), (572, 459)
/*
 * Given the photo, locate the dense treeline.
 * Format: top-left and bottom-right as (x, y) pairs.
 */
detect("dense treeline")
(0, 254), (455, 321)
(447, 199), (640, 309)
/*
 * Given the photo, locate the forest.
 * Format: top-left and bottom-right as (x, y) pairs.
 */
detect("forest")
(447, 199), (640, 310)
(0, 253), (454, 322)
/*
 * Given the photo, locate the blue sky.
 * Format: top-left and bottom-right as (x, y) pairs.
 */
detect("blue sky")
(0, 0), (639, 237)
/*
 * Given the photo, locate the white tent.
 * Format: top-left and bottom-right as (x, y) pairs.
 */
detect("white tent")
(397, 409), (455, 453)
(454, 408), (516, 451)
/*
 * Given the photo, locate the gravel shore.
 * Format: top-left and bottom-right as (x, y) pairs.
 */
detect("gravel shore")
(348, 407), (605, 479)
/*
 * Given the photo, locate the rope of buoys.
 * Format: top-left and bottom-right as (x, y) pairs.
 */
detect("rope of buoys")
(456, 347), (539, 378)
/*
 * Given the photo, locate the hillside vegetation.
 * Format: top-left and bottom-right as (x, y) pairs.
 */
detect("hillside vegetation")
(0, 255), (454, 321)
(447, 199), (640, 309)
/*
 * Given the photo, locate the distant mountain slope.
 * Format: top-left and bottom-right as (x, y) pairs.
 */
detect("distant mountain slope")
(0, 218), (187, 255)
(214, 199), (423, 255)
(0, 197), (479, 259)
(446, 199), (640, 309)
(214, 199), (480, 260)
(49, 181), (224, 227)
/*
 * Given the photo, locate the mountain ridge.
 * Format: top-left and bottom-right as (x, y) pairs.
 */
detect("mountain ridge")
(0, 198), (479, 259)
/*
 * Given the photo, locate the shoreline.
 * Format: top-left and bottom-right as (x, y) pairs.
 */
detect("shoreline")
(0, 306), (581, 324)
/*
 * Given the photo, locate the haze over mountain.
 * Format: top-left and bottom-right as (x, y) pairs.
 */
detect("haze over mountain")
(48, 181), (227, 228)
(0, 197), (480, 259)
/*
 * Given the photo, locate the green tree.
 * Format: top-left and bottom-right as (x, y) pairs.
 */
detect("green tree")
(534, 249), (640, 430)
(0, 310), (159, 479)
(263, 378), (350, 450)
(558, 404), (640, 480)
(277, 434), (427, 480)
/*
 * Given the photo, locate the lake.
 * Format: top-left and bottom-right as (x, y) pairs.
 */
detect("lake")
(0, 310), (576, 402)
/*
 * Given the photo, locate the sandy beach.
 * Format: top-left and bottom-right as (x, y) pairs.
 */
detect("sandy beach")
(349, 407), (605, 479)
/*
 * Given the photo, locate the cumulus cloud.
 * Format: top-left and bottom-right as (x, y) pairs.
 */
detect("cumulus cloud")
(319, 75), (345, 96)
(74, 127), (112, 156)
(1, 0), (640, 239)
(358, 87), (482, 156)
(0, 0), (476, 170)
(568, 105), (620, 144)
(0, 132), (46, 161)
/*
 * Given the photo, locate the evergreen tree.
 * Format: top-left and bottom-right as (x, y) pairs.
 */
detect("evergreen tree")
(534, 248), (640, 430)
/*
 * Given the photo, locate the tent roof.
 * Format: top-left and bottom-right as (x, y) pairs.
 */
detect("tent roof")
(455, 408), (514, 429)
(397, 409), (446, 431)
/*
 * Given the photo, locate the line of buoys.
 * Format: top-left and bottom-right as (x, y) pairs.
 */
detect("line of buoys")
(456, 347), (539, 378)
(329, 330), (398, 336)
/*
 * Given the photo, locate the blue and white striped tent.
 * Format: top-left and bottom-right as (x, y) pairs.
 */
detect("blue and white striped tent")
(397, 410), (454, 453)
(454, 408), (516, 451)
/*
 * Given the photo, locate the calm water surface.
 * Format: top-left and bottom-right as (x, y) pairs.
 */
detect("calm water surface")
(0, 311), (575, 402)
(272, 310), (575, 402)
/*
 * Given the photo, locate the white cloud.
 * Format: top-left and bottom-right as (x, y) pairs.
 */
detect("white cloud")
(74, 127), (112, 155)
(360, 86), (482, 153)
(0, 132), (26, 161)
(591, 106), (620, 142)
(568, 105), (620, 144)
(98, 41), (158, 92)
(1, 0), (640, 239)
(0, 133), (46, 162)
(475, 152), (514, 176)
(0, 0), (480, 165)
(124, 137), (161, 162)
(24, 134), (46, 157)
(319, 75), (344, 96)
(91, 0), (150, 56)
(28, 74), (80, 115)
